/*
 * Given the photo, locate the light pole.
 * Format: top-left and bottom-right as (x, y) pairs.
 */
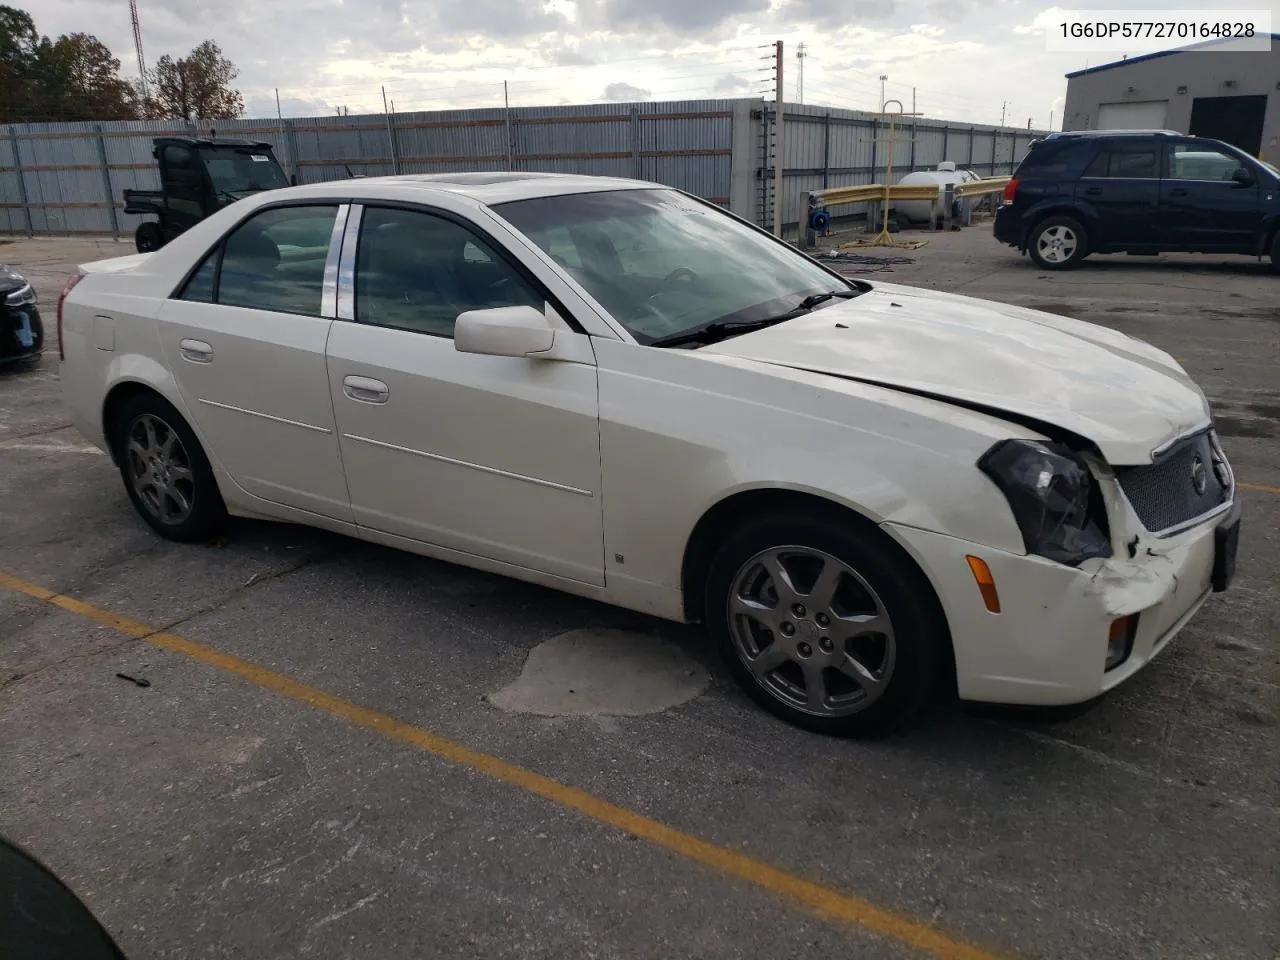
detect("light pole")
(879, 75), (887, 111)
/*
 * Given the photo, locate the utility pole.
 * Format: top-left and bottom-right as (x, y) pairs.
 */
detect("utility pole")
(503, 80), (514, 171)
(774, 40), (785, 238)
(879, 75), (887, 111)
(1000, 100), (1007, 126)
(1049, 109), (1054, 130)
(381, 86), (399, 174)
(796, 42), (806, 104)
(912, 87), (916, 116)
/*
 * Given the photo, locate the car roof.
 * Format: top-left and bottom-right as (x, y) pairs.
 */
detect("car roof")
(280, 171), (658, 206)
(1043, 129), (1183, 140)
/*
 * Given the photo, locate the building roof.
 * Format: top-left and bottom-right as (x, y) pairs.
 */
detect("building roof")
(1065, 34), (1280, 79)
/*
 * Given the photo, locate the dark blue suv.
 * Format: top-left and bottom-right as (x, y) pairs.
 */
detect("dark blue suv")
(993, 130), (1280, 270)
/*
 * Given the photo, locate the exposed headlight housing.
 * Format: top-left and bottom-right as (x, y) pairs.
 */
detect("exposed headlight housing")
(4, 284), (35, 307)
(978, 439), (1112, 566)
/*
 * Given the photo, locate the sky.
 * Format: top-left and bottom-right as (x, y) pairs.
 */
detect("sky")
(31, 0), (1280, 127)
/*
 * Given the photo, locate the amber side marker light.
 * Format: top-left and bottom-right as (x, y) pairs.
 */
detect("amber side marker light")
(1106, 614), (1138, 671)
(965, 556), (1001, 613)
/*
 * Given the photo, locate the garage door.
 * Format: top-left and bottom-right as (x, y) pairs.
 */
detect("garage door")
(1097, 100), (1169, 129)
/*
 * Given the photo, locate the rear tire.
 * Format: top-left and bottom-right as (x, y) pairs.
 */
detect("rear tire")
(1269, 230), (1280, 274)
(704, 511), (950, 737)
(135, 222), (163, 253)
(111, 393), (227, 542)
(1028, 215), (1089, 270)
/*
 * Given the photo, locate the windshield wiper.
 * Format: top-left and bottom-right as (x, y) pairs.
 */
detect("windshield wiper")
(650, 289), (861, 348)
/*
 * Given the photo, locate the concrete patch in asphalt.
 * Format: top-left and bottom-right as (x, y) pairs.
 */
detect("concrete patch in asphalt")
(488, 628), (710, 716)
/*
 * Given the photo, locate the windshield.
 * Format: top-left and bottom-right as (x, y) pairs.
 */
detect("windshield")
(199, 147), (289, 195)
(493, 189), (854, 345)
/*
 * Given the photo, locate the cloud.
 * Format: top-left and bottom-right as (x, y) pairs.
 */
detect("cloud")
(603, 81), (652, 100)
(781, 0), (901, 27)
(581, 0), (770, 33)
(713, 73), (750, 94)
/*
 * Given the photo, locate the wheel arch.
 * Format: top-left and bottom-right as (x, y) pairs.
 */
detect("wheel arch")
(680, 486), (959, 694)
(101, 371), (189, 466)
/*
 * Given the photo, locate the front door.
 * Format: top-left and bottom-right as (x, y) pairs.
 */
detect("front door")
(325, 204), (605, 585)
(1075, 142), (1161, 248)
(159, 202), (353, 521)
(1159, 141), (1262, 252)
(157, 143), (208, 239)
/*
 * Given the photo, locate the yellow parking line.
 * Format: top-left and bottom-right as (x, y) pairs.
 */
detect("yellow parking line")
(0, 569), (1008, 960)
(1240, 482), (1280, 495)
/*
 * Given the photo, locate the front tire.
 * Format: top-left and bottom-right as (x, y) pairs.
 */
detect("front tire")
(1269, 230), (1280, 274)
(112, 393), (227, 542)
(1028, 215), (1089, 270)
(704, 511), (950, 737)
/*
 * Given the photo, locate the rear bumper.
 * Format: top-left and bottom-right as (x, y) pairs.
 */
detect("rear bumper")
(886, 511), (1230, 706)
(992, 210), (1022, 247)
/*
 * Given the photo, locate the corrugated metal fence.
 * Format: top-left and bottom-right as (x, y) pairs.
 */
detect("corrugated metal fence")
(0, 97), (1045, 238)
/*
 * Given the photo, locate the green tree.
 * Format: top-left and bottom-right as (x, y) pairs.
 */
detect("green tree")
(147, 40), (243, 120)
(0, 6), (138, 121)
(33, 33), (139, 120)
(0, 5), (39, 121)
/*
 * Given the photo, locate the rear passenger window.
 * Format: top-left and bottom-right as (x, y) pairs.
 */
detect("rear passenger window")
(1015, 142), (1096, 179)
(178, 251), (217, 302)
(1081, 149), (1157, 179)
(216, 205), (338, 316)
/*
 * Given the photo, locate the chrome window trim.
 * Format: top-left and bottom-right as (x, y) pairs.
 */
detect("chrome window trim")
(320, 203), (350, 319)
(336, 204), (364, 321)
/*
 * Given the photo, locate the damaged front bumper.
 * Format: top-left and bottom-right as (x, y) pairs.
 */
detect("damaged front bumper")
(884, 498), (1239, 707)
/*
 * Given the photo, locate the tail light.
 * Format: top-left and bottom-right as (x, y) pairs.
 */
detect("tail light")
(1002, 178), (1019, 206)
(56, 272), (84, 362)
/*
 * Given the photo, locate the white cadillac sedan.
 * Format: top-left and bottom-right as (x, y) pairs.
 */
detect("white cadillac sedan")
(58, 173), (1240, 736)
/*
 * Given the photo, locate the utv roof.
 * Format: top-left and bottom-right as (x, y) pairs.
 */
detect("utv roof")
(152, 136), (273, 150)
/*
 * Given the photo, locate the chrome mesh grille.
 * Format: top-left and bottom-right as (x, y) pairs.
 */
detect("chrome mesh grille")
(1115, 430), (1230, 533)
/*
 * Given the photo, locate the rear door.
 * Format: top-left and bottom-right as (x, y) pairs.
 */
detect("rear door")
(158, 202), (354, 522)
(1074, 141), (1162, 248)
(1159, 140), (1262, 251)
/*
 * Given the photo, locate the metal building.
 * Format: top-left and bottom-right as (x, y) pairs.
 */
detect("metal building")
(1062, 36), (1280, 162)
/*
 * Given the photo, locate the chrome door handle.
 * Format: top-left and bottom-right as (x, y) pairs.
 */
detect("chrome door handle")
(179, 339), (214, 363)
(343, 375), (390, 404)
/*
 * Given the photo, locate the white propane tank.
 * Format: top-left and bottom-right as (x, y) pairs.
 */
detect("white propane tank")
(896, 163), (982, 223)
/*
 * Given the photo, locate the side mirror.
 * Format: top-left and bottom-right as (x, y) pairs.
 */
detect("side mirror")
(455, 305), (555, 358)
(1231, 167), (1254, 186)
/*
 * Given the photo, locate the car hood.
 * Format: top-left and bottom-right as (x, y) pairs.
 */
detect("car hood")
(698, 281), (1209, 465)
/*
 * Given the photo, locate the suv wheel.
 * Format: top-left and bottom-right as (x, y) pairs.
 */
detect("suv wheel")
(1269, 229), (1280, 274)
(1028, 216), (1089, 270)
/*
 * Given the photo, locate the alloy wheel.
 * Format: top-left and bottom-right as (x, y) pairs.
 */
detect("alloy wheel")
(1037, 225), (1077, 264)
(726, 547), (896, 717)
(125, 413), (196, 525)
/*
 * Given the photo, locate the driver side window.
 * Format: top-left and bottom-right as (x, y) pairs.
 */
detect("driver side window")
(353, 207), (542, 338)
